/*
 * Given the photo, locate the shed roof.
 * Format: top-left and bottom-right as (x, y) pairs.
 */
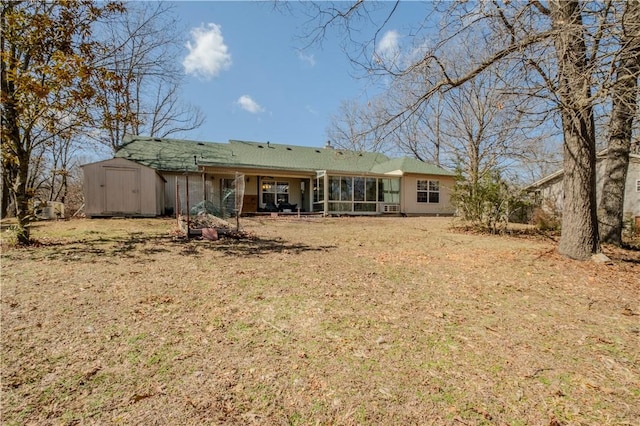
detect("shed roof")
(115, 135), (454, 177)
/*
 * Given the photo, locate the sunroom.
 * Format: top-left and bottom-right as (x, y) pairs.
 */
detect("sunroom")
(312, 172), (401, 214)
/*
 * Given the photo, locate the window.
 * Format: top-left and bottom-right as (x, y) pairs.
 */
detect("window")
(313, 176), (324, 203)
(379, 178), (400, 204)
(326, 175), (383, 212)
(261, 180), (288, 206)
(417, 180), (440, 203)
(365, 178), (377, 202)
(637, 179), (640, 192)
(353, 177), (365, 201)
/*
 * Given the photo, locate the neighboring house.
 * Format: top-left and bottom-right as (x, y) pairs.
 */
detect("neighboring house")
(526, 151), (640, 223)
(82, 135), (456, 218)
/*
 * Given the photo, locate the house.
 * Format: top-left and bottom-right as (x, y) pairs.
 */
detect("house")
(526, 151), (640, 224)
(82, 135), (456, 218)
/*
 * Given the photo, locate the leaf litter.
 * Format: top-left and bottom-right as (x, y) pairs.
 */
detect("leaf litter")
(1, 216), (638, 425)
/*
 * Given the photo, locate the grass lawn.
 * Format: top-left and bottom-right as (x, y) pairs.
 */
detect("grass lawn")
(1, 216), (639, 425)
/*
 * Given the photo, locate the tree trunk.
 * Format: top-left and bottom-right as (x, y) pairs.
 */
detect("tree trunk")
(14, 146), (32, 244)
(598, 0), (640, 246)
(1, 165), (14, 218)
(550, 0), (600, 260)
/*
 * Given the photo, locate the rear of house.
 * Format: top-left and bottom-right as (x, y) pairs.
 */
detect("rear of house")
(83, 135), (456, 218)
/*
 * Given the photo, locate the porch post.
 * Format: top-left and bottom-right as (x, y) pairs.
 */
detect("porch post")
(308, 178), (313, 212)
(323, 173), (329, 216)
(202, 172), (206, 201)
(257, 176), (261, 210)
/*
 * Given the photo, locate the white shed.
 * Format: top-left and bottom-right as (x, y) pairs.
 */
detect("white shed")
(82, 158), (165, 217)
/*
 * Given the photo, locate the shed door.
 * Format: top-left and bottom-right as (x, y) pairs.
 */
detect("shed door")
(105, 167), (140, 214)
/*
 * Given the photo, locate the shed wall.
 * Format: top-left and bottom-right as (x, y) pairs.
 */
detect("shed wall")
(83, 158), (162, 217)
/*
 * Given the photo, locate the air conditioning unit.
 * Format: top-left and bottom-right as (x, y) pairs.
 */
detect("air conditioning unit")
(383, 204), (400, 213)
(34, 201), (65, 220)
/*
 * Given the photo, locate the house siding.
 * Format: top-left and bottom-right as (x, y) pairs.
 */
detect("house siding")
(531, 156), (640, 219)
(401, 175), (456, 215)
(624, 159), (640, 218)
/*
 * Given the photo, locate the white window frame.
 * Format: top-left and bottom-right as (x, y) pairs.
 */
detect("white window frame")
(417, 179), (440, 204)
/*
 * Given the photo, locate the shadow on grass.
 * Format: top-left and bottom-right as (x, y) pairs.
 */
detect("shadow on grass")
(2, 232), (336, 261)
(180, 236), (336, 257)
(2, 233), (173, 262)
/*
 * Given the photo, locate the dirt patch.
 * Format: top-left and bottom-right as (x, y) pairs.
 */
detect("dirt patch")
(2, 217), (639, 425)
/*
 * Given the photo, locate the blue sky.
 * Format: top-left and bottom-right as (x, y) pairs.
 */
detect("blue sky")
(173, 1), (419, 148)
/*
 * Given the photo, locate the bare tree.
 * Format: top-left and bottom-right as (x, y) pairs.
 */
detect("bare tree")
(327, 98), (395, 153)
(329, 23), (553, 184)
(90, 2), (204, 153)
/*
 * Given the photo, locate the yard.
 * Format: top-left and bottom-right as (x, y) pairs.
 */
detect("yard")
(1, 216), (639, 425)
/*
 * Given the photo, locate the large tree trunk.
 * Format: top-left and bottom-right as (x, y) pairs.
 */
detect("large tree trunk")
(550, 0), (600, 260)
(598, 0), (640, 246)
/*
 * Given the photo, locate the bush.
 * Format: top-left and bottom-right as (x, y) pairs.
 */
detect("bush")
(623, 213), (638, 239)
(531, 205), (561, 232)
(452, 170), (529, 234)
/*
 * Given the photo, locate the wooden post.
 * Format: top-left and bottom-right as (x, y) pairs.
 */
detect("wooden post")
(175, 179), (180, 228)
(185, 173), (190, 239)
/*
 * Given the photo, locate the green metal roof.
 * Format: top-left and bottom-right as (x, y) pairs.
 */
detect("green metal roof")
(370, 157), (455, 176)
(115, 135), (454, 176)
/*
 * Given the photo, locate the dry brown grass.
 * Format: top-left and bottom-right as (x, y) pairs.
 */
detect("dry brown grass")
(1, 216), (639, 425)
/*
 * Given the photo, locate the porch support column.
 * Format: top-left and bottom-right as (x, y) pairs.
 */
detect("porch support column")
(202, 172), (206, 201)
(323, 173), (329, 216)
(308, 178), (313, 212)
(257, 176), (261, 209)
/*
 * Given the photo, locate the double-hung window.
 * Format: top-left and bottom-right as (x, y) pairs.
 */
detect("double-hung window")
(417, 180), (440, 203)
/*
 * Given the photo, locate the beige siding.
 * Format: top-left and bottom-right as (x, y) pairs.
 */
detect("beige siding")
(536, 157), (640, 218)
(537, 176), (564, 213)
(401, 175), (456, 215)
(624, 159), (640, 218)
(82, 158), (162, 217)
(163, 172), (212, 215)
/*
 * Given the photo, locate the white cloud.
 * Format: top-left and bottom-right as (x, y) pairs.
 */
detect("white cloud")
(236, 95), (264, 114)
(183, 23), (232, 79)
(297, 50), (316, 67)
(376, 30), (400, 62)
